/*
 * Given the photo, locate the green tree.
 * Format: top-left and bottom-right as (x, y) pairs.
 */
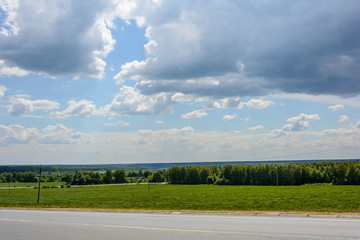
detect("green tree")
(114, 169), (126, 183)
(103, 169), (114, 184)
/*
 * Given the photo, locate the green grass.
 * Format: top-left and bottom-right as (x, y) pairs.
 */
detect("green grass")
(1, 184), (359, 213)
(0, 182), (65, 188)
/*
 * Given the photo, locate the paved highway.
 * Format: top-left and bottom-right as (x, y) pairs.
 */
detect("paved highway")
(0, 209), (359, 240)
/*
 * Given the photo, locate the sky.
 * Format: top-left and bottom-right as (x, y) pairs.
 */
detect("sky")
(0, 0), (359, 165)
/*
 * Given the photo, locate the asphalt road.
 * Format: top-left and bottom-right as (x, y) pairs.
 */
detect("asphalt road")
(0, 209), (359, 240)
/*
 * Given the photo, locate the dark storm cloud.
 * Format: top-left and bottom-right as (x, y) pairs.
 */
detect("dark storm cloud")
(0, 0), (116, 79)
(117, 0), (360, 97)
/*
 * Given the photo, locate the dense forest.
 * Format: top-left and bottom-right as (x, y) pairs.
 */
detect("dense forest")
(0, 161), (359, 186)
(165, 161), (360, 185)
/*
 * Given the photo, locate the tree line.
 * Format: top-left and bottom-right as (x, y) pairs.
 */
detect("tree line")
(164, 161), (360, 185)
(1, 161), (359, 186)
(0, 169), (154, 185)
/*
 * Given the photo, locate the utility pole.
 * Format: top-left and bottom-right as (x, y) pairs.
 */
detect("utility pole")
(37, 165), (42, 204)
(8, 175), (11, 196)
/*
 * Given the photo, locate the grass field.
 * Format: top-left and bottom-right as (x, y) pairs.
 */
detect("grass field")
(0, 182), (65, 188)
(1, 184), (359, 213)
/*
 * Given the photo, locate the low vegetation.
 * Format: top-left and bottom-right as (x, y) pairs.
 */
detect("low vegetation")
(1, 184), (359, 213)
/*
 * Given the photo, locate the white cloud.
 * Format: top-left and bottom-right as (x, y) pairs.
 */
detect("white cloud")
(0, 85), (7, 99)
(0, 124), (37, 145)
(207, 101), (221, 109)
(328, 104), (344, 111)
(268, 113), (320, 138)
(171, 92), (210, 103)
(221, 97), (243, 109)
(103, 86), (173, 116)
(38, 124), (82, 144)
(287, 113), (320, 122)
(0, 60), (29, 77)
(1, 125), (360, 164)
(339, 115), (349, 122)
(0, 123), (82, 146)
(114, 59), (150, 84)
(322, 121), (360, 136)
(249, 125), (264, 131)
(246, 99), (274, 109)
(7, 97), (59, 116)
(0, 0), (19, 36)
(105, 120), (130, 127)
(322, 128), (353, 136)
(181, 109), (207, 119)
(267, 128), (286, 138)
(222, 114), (237, 121)
(271, 94), (360, 108)
(51, 100), (96, 119)
(284, 113), (320, 131)
(156, 120), (164, 124)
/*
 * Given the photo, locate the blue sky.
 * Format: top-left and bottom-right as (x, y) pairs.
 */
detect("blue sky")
(0, 0), (359, 165)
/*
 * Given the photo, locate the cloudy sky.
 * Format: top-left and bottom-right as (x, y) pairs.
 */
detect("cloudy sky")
(1, 0), (359, 165)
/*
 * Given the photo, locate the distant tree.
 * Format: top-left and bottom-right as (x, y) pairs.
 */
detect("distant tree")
(103, 169), (114, 184)
(223, 164), (232, 182)
(114, 169), (126, 183)
(150, 171), (164, 182)
(199, 168), (209, 184)
(143, 170), (152, 178)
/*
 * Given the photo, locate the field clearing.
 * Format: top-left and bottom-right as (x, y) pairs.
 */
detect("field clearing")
(1, 184), (359, 213)
(0, 182), (65, 188)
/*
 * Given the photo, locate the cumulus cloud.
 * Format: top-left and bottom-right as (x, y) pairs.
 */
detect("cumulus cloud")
(268, 113), (320, 138)
(181, 109), (207, 119)
(322, 128), (353, 136)
(249, 125), (264, 131)
(0, 123), (83, 146)
(105, 120), (130, 127)
(114, 0), (360, 98)
(51, 100), (96, 119)
(0, 59), (29, 76)
(245, 99), (274, 109)
(7, 97), (59, 116)
(221, 97), (243, 109)
(0, 0), (19, 36)
(323, 121), (360, 136)
(222, 114), (237, 121)
(328, 104), (344, 111)
(171, 92), (211, 103)
(0, 85), (6, 99)
(339, 115), (349, 123)
(0, 0), (116, 79)
(156, 120), (164, 124)
(0, 124), (37, 145)
(38, 124), (82, 144)
(102, 86), (173, 116)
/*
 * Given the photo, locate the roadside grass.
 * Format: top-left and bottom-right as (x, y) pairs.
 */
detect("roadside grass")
(1, 184), (359, 213)
(0, 182), (65, 188)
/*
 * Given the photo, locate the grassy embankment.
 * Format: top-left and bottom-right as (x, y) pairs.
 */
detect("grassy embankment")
(1, 184), (359, 213)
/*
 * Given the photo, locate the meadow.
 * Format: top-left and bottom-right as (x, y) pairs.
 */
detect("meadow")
(1, 184), (359, 213)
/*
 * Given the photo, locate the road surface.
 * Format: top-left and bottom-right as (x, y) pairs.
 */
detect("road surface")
(0, 209), (359, 240)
